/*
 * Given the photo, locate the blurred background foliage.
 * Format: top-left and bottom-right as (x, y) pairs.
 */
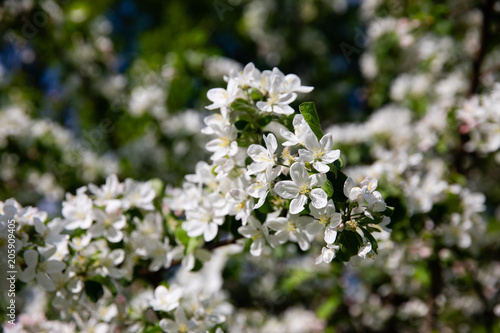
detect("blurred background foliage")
(2, 0), (500, 332)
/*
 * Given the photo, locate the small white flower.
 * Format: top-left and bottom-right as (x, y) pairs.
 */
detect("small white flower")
(306, 201), (342, 244)
(89, 208), (126, 243)
(150, 285), (183, 312)
(247, 133), (279, 175)
(280, 114), (314, 147)
(34, 217), (68, 246)
(357, 241), (373, 259)
(256, 75), (296, 115)
(205, 124), (239, 160)
(122, 179), (156, 210)
(88, 174), (123, 208)
(274, 162), (328, 214)
(206, 77), (240, 118)
(298, 132), (340, 173)
(267, 213), (313, 251)
(185, 161), (218, 189)
(20, 249), (65, 291)
(282, 73), (314, 94)
(182, 194), (226, 242)
(315, 244), (340, 264)
(94, 247), (125, 279)
(159, 307), (199, 333)
(62, 187), (93, 230)
(238, 215), (269, 256)
(247, 166), (281, 209)
(228, 188), (254, 226)
(343, 177), (364, 202)
(144, 238), (182, 272)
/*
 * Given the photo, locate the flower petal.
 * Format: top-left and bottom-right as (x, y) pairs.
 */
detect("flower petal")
(264, 133), (278, 155)
(324, 228), (337, 244)
(306, 221), (324, 235)
(289, 163), (309, 186)
(204, 222), (218, 242)
(310, 189), (328, 209)
(289, 195), (308, 214)
(24, 249), (38, 268)
(274, 181), (299, 199)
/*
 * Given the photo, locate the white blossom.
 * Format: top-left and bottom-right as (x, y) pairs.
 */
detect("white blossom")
(274, 162), (328, 214)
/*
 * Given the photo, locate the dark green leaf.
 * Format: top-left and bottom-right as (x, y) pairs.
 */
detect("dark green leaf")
(336, 230), (362, 261)
(382, 206), (394, 217)
(85, 280), (104, 302)
(321, 179), (334, 198)
(330, 171), (348, 203)
(299, 102), (323, 140)
(257, 115), (273, 127)
(235, 119), (249, 130)
(87, 275), (118, 296)
(231, 98), (257, 114)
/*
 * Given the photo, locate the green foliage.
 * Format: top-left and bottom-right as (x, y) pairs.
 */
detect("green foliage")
(299, 102), (324, 140)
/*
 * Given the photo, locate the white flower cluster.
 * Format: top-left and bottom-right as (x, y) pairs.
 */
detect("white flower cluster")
(1, 183), (234, 332)
(2, 63), (391, 332)
(456, 84), (500, 154)
(162, 63), (390, 264)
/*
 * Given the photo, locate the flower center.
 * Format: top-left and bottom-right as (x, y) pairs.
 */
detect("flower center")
(257, 151), (272, 162)
(219, 136), (230, 147)
(281, 147), (294, 165)
(312, 147), (326, 160)
(319, 215), (329, 225)
(345, 219), (358, 231)
(254, 180), (264, 190)
(299, 184), (310, 195)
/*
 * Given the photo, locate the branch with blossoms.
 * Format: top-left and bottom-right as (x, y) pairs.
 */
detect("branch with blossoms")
(2, 63), (392, 332)
(196, 63), (393, 263)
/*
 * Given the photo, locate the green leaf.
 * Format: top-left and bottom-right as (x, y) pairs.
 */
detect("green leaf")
(249, 88), (264, 100)
(382, 206), (394, 217)
(84, 280), (104, 302)
(321, 179), (334, 198)
(235, 119), (249, 130)
(231, 98), (257, 114)
(317, 295), (341, 319)
(175, 227), (190, 247)
(299, 102), (323, 140)
(333, 156), (343, 171)
(336, 230), (362, 262)
(257, 115), (273, 127)
(329, 171), (348, 203)
(88, 275), (118, 296)
(237, 130), (260, 147)
(145, 325), (163, 333)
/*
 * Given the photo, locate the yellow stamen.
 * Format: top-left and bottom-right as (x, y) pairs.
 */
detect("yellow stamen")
(312, 147), (325, 160)
(346, 219), (358, 231)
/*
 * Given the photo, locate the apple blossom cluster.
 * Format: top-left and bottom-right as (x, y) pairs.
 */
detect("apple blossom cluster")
(2, 64), (392, 332)
(166, 62), (393, 264)
(315, 2), (500, 330)
(456, 84), (500, 155)
(1, 182), (234, 333)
